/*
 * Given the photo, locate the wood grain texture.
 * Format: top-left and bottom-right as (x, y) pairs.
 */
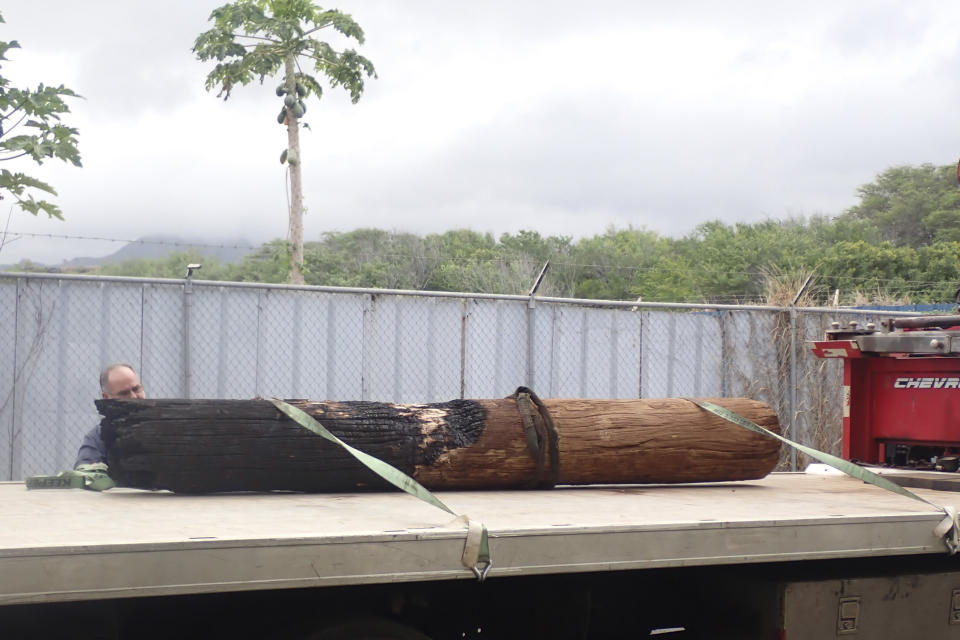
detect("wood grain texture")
(97, 396), (780, 493)
(414, 397), (781, 488)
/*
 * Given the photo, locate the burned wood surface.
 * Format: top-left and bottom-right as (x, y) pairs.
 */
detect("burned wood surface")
(97, 396), (781, 493)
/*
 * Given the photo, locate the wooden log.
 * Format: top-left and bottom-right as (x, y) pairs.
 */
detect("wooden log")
(96, 396), (781, 493)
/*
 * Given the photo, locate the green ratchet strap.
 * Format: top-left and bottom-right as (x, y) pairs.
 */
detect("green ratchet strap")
(25, 462), (116, 492)
(269, 398), (493, 581)
(691, 399), (960, 555)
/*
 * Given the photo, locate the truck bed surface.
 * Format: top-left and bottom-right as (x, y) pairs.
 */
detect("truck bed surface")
(2, 471), (956, 604)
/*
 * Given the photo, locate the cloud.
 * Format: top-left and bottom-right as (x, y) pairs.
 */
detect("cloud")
(1, 0), (959, 267)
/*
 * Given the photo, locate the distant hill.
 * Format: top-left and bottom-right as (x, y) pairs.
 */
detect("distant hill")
(56, 235), (257, 268)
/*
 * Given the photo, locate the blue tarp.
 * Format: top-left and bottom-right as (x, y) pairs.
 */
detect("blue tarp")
(853, 303), (957, 313)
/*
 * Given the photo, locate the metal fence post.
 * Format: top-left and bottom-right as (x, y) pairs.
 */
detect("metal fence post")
(361, 294), (372, 401)
(6, 277), (21, 480)
(182, 265), (200, 399)
(526, 297), (536, 388)
(719, 311), (729, 398)
(459, 299), (468, 399)
(789, 308), (798, 471)
(637, 309), (645, 399)
(526, 262), (550, 389)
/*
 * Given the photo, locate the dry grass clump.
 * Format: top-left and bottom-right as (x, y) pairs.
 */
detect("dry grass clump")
(760, 267), (819, 307)
(848, 288), (911, 307)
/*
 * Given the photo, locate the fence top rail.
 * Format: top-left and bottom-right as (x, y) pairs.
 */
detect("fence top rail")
(0, 270), (931, 316)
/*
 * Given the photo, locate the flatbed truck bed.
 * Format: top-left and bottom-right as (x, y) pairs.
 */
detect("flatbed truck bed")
(2, 471), (957, 594)
(7, 471), (960, 638)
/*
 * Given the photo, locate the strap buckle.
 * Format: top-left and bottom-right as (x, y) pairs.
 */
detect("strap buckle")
(471, 559), (493, 582)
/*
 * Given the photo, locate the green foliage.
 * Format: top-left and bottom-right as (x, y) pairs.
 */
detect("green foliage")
(674, 218), (826, 303)
(38, 161), (960, 306)
(225, 239), (290, 282)
(193, 0), (376, 103)
(0, 12), (82, 219)
(97, 250), (230, 279)
(571, 227), (679, 300)
(194, 0), (376, 284)
(304, 229), (431, 289)
(841, 163), (960, 247)
(6, 258), (57, 273)
(817, 240), (920, 302)
(916, 242), (960, 303)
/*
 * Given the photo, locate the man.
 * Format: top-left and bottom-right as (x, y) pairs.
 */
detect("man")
(74, 363), (146, 468)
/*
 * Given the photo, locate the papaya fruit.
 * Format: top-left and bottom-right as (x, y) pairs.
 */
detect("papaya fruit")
(292, 101), (306, 117)
(284, 94), (297, 108)
(286, 149), (299, 166)
(280, 149), (288, 164)
(277, 108), (287, 125)
(275, 84), (286, 97)
(296, 83), (307, 97)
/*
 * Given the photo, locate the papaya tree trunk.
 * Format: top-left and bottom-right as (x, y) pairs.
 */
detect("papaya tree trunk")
(284, 54), (305, 285)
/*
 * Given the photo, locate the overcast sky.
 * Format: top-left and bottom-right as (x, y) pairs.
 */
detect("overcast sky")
(0, 1), (958, 265)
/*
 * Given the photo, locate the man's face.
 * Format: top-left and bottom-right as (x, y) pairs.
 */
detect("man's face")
(103, 367), (146, 400)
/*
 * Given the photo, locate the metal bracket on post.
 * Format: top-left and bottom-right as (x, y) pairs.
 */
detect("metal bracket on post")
(526, 262), (550, 388)
(183, 263), (202, 399)
(527, 261), (550, 306)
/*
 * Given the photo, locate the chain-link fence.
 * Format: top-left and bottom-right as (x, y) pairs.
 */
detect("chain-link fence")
(0, 272), (921, 481)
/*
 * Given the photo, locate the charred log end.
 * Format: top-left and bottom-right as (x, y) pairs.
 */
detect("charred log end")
(100, 398), (489, 493)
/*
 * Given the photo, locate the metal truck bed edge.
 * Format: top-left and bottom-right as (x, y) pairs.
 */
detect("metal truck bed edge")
(1, 472), (955, 605)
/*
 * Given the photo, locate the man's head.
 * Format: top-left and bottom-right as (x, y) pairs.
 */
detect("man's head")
(100, 363), (145, 399)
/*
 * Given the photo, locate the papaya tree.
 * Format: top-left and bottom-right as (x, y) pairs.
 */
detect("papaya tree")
(194, 0), (375, 284)
(0, 12), (82, 221)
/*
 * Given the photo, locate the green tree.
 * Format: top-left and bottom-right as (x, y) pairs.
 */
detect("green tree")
(498, 230), (577, 297)
(841, 163), (960, 247)
(225, 239), (290, 283)
(0, 12), (81, 220)
(818, 240), (920, 303)
(572, 227), (675, 300)
(677, 219), (830, 303)
(423, 230), (500, 293)
(916, 241), (960, 303)
(194, 0), (376, 285)
(98, 250), (229, 280)
(303, 229), (432, 289)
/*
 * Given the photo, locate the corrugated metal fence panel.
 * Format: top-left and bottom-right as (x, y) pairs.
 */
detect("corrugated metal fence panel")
(259, 288), (323, 400)
(546, 305), (643, 398)
(98, 281), (144, 369)
(14, 279), (64, 478)
(462, 299), (528, 399)
(641, 311), (724, 398)
(142, 283), (185, 398)
(190, 285), (261, 399)
(722, 310), (781, 404)
(376, 296), (462, 404)
(14, 280), (143, 478)
(12, 280), (103, 478)
(321, 293), (366, 401)
(61, 281), (143, 472)
(3, 272), (920, 481)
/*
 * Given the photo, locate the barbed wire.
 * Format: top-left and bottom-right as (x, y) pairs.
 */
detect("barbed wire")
(1, 231), (261, 251)
(4, 230), (959, 300)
